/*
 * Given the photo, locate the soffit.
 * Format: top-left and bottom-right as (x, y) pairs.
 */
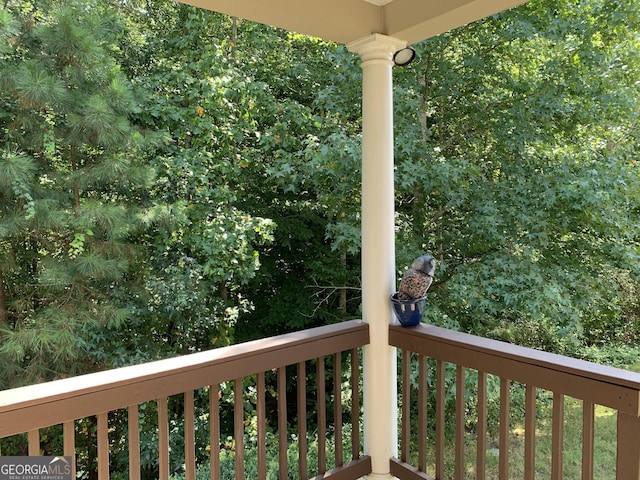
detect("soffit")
(178, 0), (529, 45)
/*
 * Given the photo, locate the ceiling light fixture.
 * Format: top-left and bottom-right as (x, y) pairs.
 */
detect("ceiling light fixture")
(393, 46), (416, 67)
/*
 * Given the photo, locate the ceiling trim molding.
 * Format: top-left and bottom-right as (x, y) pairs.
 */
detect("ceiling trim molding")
(178, 0), (529, 46)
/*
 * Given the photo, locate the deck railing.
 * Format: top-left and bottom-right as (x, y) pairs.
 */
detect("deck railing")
(4, 320), (640, 480)
(0, 320), (371, 480)
(390, 323), (640, 480)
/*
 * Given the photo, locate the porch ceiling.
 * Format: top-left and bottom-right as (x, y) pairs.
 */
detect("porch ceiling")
(176, 0), (529, 46)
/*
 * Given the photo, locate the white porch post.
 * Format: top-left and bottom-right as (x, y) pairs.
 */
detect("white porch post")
(348, 33), (405, 479)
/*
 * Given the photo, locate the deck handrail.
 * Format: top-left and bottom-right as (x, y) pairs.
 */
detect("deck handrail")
(390, 323), (640, 413)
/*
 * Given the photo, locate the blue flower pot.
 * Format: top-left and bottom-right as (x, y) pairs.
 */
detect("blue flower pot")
(390, 293), (426, 327)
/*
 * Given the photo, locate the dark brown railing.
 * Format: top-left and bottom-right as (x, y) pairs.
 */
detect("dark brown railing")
(4, 319), (640, 479)
(390, 323), (640, 480)
(0, 320), (370, 480)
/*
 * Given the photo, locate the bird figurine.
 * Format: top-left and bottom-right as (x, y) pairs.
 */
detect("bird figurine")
(397, 254), (436, 301)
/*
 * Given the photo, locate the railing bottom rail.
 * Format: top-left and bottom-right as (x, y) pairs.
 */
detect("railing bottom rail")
(315, 456), (372, 480)
(390, 457), (433, 480)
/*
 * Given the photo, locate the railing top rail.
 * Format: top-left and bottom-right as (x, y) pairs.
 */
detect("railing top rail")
(0, 320), (369, 437)
(390, 323), (640, 415)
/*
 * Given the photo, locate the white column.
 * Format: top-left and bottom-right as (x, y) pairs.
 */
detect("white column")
(347, 33), (405, 480)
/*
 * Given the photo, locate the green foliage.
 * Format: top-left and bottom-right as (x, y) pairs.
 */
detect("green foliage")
(168, 427), (356, 480)
(2, 0), (640, 411)
(394, 2), (640, 444)
(392, 0), (640, 349)
(0, 0), (159, 387)
(117, 3), (365, 338)
(110, 3), (281, 353)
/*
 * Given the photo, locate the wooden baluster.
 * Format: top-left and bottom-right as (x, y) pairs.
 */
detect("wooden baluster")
(277, 367), (288, 480)
(455, 365), (465, 480)
(401, 349), (411, 463)
(418, 355), (428, 473)
(97, 412), (109, 480)
(317, 357), (327, 474)
(185, 391), (195, 480)
(351, 348), (360, 460)
(499, 378), (510, 480)
(63, 420), (75, 459)
(257, 372), (266, 480)
(582, 401), (594, 480)
(435, 360), (445, 479)
(210, 385), (220, 480)
(477, 372), (487, 480)
(551, 393), (564, 480)
(333, 352), (343, 468)
(128, 406), (141, 480)
(524, 385), (536, 480)
(158, 397), (169, 480)
(64, 423), (76, 479)
(28, 429), (39, 456)
(298, 361), (308, 480)
(234, 378), (244, 480)
(616, 411), (640, 479)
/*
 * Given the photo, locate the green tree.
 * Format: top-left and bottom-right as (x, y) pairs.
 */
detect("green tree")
(391, 0), (640, 353)
(0, 0), (159, 387)
(97, 2), (278, 356)
(116, 3), (360, 343)
(227, 33), (365, 337)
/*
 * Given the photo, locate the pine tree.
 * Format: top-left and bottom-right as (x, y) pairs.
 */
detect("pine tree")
(0, 0), (156, 387)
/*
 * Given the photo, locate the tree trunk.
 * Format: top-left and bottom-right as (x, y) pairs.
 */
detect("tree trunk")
(30, 239), (40, 311)
(87, 416), (98, 480)
(339, 253), (347, 313)
(231, 17), (237, 45)
(70, 144), (80, 210)
(0, 268), (7, 326)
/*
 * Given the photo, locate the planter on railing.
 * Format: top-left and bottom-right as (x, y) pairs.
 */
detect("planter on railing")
(390, 293), (427, 327)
